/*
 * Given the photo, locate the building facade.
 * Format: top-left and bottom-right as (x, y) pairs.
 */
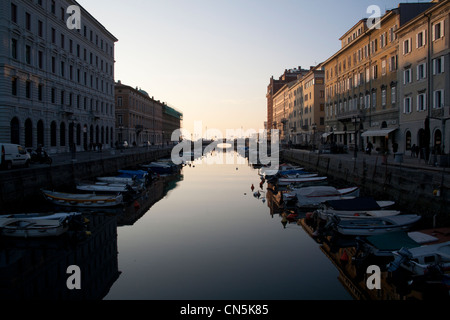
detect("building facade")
(162, 104), (183, 146)
(287, 66), (326, 147)
(115, 81), (163, 147)
(1, 0), (118, 153)
(323, 3), (433, 154)
(397, 0), (450, 160)
(266, 68), (308, 140)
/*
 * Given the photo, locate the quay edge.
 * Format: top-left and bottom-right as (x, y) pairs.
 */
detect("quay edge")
(0, 149), (171, 211)
(281, 149), (450, 227)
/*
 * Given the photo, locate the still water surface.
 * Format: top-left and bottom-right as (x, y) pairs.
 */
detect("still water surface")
(104, 152), (352, 300)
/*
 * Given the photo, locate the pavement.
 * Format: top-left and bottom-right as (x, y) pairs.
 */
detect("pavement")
(283, 147), (450, 174)
(32, 145), (173, 167)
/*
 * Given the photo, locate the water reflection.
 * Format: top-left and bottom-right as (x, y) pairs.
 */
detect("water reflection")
(0, 214), (120, 300)
(0, 172), (184, 300)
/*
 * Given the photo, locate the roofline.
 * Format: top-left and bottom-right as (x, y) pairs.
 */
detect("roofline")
(396, 0), (446, 34)
(73, 0), (118, 42)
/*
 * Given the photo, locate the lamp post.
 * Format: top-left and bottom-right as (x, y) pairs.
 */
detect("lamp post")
(312, 123), (317, 152)
(353, 116), (358, 159)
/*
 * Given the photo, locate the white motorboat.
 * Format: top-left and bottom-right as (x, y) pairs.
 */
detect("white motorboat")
(388, 241), (450, 276)
(327, 214), (422, 236)
(42, 190), (124, 208)
(76, 181), (142, 194)
(317, 197), (397, 220)
(0, 212), (82, 238)
(283, 186), (360, 207)
(277, 175), (326, 186)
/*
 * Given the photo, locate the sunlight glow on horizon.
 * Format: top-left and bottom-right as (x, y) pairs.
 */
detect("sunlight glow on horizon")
(76, 0), (405, 134)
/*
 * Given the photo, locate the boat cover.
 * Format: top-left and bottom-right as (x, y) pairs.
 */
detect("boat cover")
(366, 231), (421, 251)
(325, 197), (381, 211)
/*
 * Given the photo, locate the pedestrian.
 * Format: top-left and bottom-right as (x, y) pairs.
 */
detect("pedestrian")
(366, 142), (373, 155)
(411, 144), (416, 158)
(393, 142), (398, 158)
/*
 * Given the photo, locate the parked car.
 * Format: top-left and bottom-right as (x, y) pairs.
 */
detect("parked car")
(0, 143), (31, 170)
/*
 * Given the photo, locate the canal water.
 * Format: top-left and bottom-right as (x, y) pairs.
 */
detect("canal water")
(103, 151), (352, 300)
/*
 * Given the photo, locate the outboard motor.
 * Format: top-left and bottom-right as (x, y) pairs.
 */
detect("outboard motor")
(387, 247), (413, 272)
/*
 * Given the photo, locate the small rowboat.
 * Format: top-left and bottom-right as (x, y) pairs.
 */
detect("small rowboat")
(277, 176), (326, 186)
(42, 190), (124, 208)
(0, 212), (82, 238)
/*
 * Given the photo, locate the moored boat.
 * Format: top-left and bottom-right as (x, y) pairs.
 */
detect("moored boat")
(277, 175), (326, 186)
(42, 190), (124, 208)
(283, 186), (360, 209)
(327, 214), (421, 236)
(0, 212), (83, 238)
(388, 241), (450, 276)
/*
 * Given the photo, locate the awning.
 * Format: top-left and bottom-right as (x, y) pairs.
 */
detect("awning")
(361, 128), (398, 137)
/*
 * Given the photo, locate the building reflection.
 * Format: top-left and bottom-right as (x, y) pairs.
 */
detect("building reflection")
(118, 174), (183, 226)
(0, 214), (120, 300)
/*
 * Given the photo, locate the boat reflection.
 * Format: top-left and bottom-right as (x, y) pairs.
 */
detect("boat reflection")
(0, 172), (184, 300)
(0, 213), (120, 300)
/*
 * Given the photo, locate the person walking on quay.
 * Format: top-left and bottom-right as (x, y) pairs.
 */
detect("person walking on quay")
(411, 144), (417, 158)
(366, 142), (373, 155)
(393, 142), (399, 159)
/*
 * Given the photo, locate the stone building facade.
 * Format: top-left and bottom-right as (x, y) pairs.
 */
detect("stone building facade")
(0, 0), (118, 153)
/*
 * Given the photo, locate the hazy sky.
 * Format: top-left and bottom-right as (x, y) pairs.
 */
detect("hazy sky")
(77, 0), (414, 135)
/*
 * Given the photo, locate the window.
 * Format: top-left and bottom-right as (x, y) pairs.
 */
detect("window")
(417, 63), (427, 80)
(403, 38), (412, 55)
(12, 78), (18, 96)
(11, 3), (17, 23)
(365, 68), (370, 83)
(61, 90), (65, 105)
(365, 94), (370, 109)
(38, 51), (43, 69)
(381, 60), (387, 76)
(51, 57), (56, 73)
(417, 93), (427, 111)
(11, 38), (17, 59)
(434, 90), (444, 109)
(433, 56), (445, 74)
(38, 20), (43, 37)
(372, 65), (378, 80)
(51, 1), (56, 14)
(52, 28), (56, 43)
(38, 84), (43, 101)
(51, 88), (56, 103)
(433, 21), (444, 41)
(25, 45), (31, 64)
(417, 30), (426, 48)
(389, 55), (397, 72)
(391, 87), (397, 105)
(404, 68), (412, 84)
(382, 89), (387, 107)
(60, 61), (65, 77)
(372, 91), (377, 108)
(404, 97), (412, 114)
(25, 81), (31, 99)
(61, 34), (65, 49)
(25, 12), (31, 31)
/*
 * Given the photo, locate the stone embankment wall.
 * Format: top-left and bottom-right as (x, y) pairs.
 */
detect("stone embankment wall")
(0, 149), (170, 211)
(282, 150), (450, 226)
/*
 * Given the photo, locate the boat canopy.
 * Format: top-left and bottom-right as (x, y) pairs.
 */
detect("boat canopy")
(366, 231), (421, 251)
(325, 197), (381, 211)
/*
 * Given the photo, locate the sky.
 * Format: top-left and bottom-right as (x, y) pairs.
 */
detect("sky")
(76, 0), (424, 136)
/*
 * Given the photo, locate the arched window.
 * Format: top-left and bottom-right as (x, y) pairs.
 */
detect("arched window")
(405, 131), (411, 150)
(37, 120), (44, 146)
(10, 117), (20, 144)
(25, 118), (33, 148)
(435, 130), (442, 154)
(51, 122), (57, 147)
(60, 122), (66, 147)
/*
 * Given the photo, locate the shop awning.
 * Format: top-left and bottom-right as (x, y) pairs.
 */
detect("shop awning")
(361, 128), (398, 137)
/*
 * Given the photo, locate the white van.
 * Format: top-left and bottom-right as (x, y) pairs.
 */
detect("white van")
(0, 143), (31, 170)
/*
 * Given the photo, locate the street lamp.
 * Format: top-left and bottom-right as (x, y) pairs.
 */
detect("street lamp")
(353, 116), (358, 159)
(312, 123), (317, 151)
